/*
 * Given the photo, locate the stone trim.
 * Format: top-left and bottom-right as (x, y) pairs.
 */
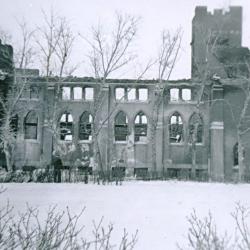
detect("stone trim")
(210, 121), (224, 130)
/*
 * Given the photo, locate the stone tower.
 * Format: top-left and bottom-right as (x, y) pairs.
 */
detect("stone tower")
(191, 6), (243, 78)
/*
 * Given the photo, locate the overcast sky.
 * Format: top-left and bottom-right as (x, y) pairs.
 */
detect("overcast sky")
(1, 0), (250, 79)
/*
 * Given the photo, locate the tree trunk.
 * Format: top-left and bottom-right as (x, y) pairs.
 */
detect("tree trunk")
(191, 143), (196, 179)
(4, 143), (12, 172)
(152, 132), (157, 173)
(191, 122), (199, 180)
(238, 140), (245, 182)
(93, 125), (103, 174)
(92, 84), (106, 177)
(151, 87), (163, 176)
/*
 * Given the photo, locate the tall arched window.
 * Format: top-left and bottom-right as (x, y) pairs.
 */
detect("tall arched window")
(10, 114), (18, 137)
(59, 112), (73, 141)
(189, 113), (203, 143)
(134, 112), (148, 142)
(79, 112), (93, 140)
(24, 111), (38, 139)
(169, 112), (183, 143)
(233, 143), (239, 166)
(114, 111), (128, 141)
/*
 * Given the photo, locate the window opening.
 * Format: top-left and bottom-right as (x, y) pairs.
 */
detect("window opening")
(170, 88), (179, 102)
(135, 112), (148, 142)
(25, 111), (38, 139)
(73, 87), (82, 100)
(138, 88), (148, 101)
(62, 87), (71, 100)
(59, 112), (73, 141)
(79, 112), (93, 140)
(115, 88), (125, 101)
(114, 111), (128, 141)
(30, 86), (40, 99)
(182, 89), (191, 101)
(127, 88), (136, 101)
(85, 87), (94, 100)
(189, 113), (203, 143)
(169, 112), (183, 143)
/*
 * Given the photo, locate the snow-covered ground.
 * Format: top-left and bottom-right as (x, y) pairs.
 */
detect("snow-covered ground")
(1, 181), (250, 249)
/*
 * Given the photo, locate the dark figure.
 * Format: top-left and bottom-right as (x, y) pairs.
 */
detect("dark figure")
(52, 152), (62, 183)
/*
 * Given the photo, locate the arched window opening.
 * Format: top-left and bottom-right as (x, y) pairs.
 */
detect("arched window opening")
(189, 113), (203, 143)
(169, 112), (183, 143)
(24, 111), (38, 139)
(79, 112), (93, 140)
(134, 112), (148, 142)
(10, 114), (18, 137)
(59, 112), (73, 141)
(114, 111), (128, 141)
(233, 143), (239, 166)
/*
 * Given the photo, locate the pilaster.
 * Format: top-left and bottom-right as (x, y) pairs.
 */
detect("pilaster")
(210, 83), (224, 181)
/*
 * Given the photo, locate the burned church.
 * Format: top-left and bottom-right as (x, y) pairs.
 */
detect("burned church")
(1, 6), (250, 181)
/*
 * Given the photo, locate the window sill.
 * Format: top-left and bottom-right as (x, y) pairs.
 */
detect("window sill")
(169, 101), (198, 104)
(233, 165), (239, 170)
(114, 141), (127, 144)
(60, 99), (94, 102)
(170, 142), (185, 146)
(58, 140), (73, 144)
(78, 140), (92, 144)
(115, 100), (149, 103)
(187, 143), (204, 146)
(135, 141), (148, 145)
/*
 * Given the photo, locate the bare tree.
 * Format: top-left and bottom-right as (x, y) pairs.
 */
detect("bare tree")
(232, 203), (250, 249)
(178, 210), (233, 250)
(55, 17), (75, 78)
(0, 18), (37, 172)
(36, 8), (78, 79)
(0, 198), (138, 249)
(0, 27), (12, 44)
(14, 19), (35, 69)
(83, 12), (139, 174)
(35, 8), (62, 79)
(0, 83), (22, 172)
(180, 203), (250, 250)
(33, 8), (78, 166)
(0, 200), (16, 249)
(151, 28), (182, 174)
(86, 12), (138, 81)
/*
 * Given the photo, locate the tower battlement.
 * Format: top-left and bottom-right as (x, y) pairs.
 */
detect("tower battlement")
(195, 6), (242, 18)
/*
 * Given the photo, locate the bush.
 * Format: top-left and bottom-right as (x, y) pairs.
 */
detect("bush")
(0, 186), (138, 249)
(0, 170), (30, 183)
(179, 210), (232, 250)
(179, 203), (250, 250)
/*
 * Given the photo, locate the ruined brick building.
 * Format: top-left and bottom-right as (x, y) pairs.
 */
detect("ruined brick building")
(1, 6), (250, 181)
